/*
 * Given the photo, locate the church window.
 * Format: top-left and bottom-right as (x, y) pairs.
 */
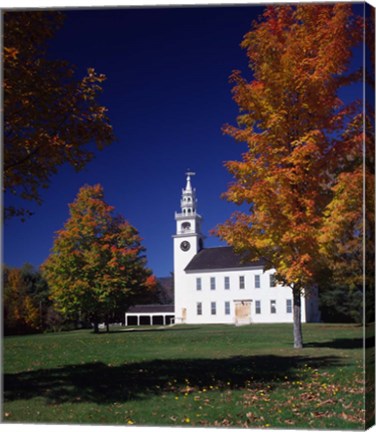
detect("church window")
(197, 302), (202, 315)
(225, 301), (230, 315)
(270, 300), (276, 314)
(182, 222), (191, 231)
(286, 299), (292, 314)
(255, 300), (261, 314)
(211, 302), (216, 315)
(255, 274), (260, 288)
(196, 278), (202, 291)
(270, 274), (276, 287)
(224, 276), (230, 290)
(239, 276), (245, 289)
(210, 277), (216, 290)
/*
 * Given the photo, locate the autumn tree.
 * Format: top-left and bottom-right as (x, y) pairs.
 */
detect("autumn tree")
(3, 264), (49, 334)
(42, 184), (157, 333)
(4, 11), (114, 219)
(216, 4), (362, 348)
(318, 114), (374, 324)
(318, 9), (375, 325)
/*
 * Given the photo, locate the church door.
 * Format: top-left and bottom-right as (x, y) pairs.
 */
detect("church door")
(234, 300), (251, 325)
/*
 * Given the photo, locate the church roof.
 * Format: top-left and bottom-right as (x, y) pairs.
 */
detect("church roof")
(185, 246), (265, 272)
(127, 304), (174, 313)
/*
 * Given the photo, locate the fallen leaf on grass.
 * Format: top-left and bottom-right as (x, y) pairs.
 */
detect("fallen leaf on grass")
(300, 392), (317, 401)
(316, 398), (336, 407)
(213, 419), (232, 426)
(340, 411), (364, 423)
(284, 419), (295, 425)
(311, 411), (326, 418)
(180, 386), (195, 394)
(310, 411), (334, 419)
(246, 412), (264, 422)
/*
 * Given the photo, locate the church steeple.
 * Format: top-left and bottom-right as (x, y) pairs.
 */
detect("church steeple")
(180, 171), (197, 216)
(173, 171), (204, 324)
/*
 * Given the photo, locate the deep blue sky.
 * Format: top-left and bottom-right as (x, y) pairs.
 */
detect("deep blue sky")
(3, 3), (365, 277)
(4, 5), (266, 277)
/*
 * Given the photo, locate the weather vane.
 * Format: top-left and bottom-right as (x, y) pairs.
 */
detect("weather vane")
(186, 169), (196, 177)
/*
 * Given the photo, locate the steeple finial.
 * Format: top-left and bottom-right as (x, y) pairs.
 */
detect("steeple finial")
(185, 170), (195, 191)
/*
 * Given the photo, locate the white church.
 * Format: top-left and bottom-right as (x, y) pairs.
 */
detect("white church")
(125, 172), (320, 326)
(172, 172), (320, 325)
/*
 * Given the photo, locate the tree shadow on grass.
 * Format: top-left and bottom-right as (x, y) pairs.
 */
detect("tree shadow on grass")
(304, 338), (366, 350)
(4, 354), (343, 406)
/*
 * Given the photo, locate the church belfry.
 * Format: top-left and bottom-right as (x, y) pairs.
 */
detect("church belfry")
(174, 171), (203, 243)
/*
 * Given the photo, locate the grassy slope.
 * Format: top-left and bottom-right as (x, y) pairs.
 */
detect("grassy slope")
(3, 324), (365, 428)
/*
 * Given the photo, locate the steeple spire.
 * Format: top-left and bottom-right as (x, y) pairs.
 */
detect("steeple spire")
(185, 170), (195, 192)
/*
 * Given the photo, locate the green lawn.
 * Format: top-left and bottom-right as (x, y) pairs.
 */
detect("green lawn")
(3, 323), (367, 429)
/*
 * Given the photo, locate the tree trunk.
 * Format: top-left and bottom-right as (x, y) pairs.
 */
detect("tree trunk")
(293, 287), (303, 348)
(105, 317), (110, 333)
(93, 320), (99, 334)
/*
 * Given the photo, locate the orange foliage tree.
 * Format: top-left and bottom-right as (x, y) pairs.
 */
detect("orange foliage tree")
(4, 11), (114, 220)
(42, 184), (157, 332)
(3, 265), (45, 334)
(216, 4), (364, 348)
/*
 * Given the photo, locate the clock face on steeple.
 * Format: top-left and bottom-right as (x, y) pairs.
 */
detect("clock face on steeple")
(180, 240), (191, 252)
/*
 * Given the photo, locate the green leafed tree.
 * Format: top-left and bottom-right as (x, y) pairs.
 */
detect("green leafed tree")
(4, 11), (115, 220)
(42, 184), (157, 333)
